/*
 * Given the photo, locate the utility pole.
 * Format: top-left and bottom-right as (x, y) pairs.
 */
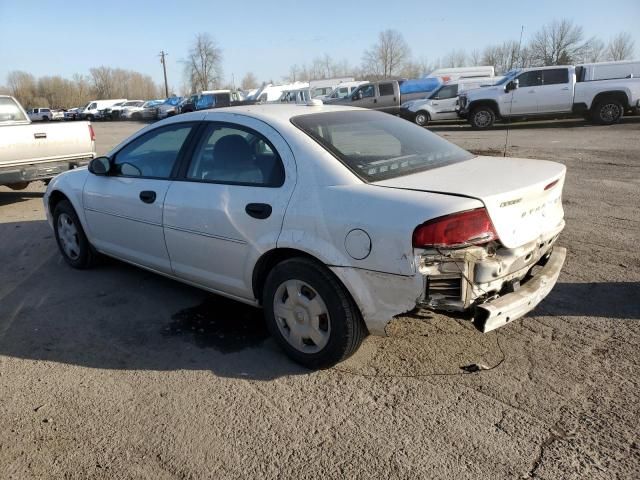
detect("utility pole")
(159, 50), (169, 97)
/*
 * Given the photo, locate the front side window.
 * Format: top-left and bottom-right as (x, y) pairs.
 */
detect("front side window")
(113, 124), (193, 178)
(0, 97), (28, 122)
(517, 70), (543, 87)
(88, 103), (97, 110)
(292, 111), (473, 182)
(432, 84), (459, 99)
(542, 68), (569, 85)
(186, 124), (284, 187)
(354, 84), (375, 99)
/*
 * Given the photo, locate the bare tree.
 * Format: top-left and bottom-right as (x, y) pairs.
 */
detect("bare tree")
(607, 32), (635, 61)
(6, 70), (36, 106)
(441, 49), (468, 68)
(362, 29), (411, 78)
(184, 33), (223, 92)
(482, 40), (522, 74)
(584, 38), (607, 63)
(469, 49), (481, 65)
(529, 19), (593, 65)
(241, 72), (259, 90)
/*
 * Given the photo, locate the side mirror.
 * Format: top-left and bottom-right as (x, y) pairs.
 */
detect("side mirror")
(88, 156), (111, 175)
(506, 79), (520, 92)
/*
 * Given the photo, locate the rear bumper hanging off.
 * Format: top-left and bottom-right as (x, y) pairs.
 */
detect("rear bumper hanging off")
(473, 247), (567, 332)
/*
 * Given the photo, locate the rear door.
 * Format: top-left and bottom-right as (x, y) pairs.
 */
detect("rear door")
(163, 115), (296, 300)
(83, 122), (197, 273)
(377, 82), (399, 113)
(537, 68), (573, 113)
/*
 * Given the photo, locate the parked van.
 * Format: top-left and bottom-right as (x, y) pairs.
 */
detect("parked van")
(400, 77), (498, 125)
(576, 60), (640, 82)
(309, 77), (355, 98)
(80, 99), (127, 121)
(427, 66), (495, 83)
(250, 82), (309, 103)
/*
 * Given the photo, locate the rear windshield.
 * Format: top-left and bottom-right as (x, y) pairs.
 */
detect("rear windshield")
(0, 97), (28, 123)
(291, 110), (473, 182)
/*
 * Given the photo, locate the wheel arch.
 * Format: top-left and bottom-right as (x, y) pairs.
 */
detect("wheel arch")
(468, 99), (501, 118)
(590, 90), (630, 110)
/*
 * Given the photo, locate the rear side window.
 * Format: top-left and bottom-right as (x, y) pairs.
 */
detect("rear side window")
(185, 123), (284, 187)
(113, 124), (193, 178)
(379, 83), (395, 96)
(0, 97), (27, 122)
(543, 69), (569, 85)
(292, 110), (473, 182)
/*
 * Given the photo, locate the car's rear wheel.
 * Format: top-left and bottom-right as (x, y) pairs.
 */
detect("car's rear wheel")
(470, 106), (496, 129)
(263, 258), (367, 369)
(414, 111), (429, 127)
(53, 200), (97, 269)
(592, 98), (624, 125)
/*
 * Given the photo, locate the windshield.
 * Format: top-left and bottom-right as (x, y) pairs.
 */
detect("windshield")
(164, 97), (181, 106)
(494, 70), (520, 85)
(292, 110), (473, 182)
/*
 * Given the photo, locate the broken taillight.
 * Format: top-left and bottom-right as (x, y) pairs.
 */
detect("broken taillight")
(412, 208), (499, 248)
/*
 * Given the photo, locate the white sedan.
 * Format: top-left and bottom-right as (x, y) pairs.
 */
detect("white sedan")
(44, 104), (567, 368)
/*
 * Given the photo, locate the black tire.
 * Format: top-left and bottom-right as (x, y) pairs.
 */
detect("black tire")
(414, 110), (430, 127)
(263, 258), (367, 369)
(469, 105), (496, 129)
(132, 112), (141, 121)
(42, 116), (49, 122)
(592, 98), (624, 125)
(53, 200), (97, 269)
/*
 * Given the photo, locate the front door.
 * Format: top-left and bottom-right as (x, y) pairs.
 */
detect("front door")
(163, 116), (296, 300)
(83, 123), (196, 273)
(429, 84), (459, 120)
(509, 70), (542, 115)
(350, 84), (377, 109)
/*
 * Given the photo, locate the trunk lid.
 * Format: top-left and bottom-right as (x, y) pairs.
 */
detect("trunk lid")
(375, 156), (566, 248)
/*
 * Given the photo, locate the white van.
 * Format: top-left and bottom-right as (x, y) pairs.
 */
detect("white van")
(321, 81), (368, 101)
(427, 66), (495, 83)
(400, 77), (498, 126)
(80, 99), (127, 121)
(576, 60), (640, 81)
(251, 82), (309, 103)
(309, 77), (355, 98)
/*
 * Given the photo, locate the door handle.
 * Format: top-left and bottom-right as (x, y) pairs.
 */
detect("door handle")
(528, 90), (536, 93)
(34, 132), (47, 139)
(139, 190), (156, 204)
(245, 203), (272, 219)
(561, 87), (569, 90)
(373, 98), (377, 103)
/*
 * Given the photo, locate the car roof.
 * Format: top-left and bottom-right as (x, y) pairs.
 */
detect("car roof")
(180, 103), (365, 125)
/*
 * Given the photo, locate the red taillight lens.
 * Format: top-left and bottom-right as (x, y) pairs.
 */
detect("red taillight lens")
(88, 124), (95, 141)
(412, 208), (499, 248)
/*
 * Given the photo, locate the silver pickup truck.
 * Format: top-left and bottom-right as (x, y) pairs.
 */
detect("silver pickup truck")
(0, 95), (95, 190)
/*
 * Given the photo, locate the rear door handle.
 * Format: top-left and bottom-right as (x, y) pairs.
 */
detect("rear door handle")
(139, 190), (156, 204)
(373, 98), (377, 103)
(245, 203), (272, 219)
(34, 132), (47, 139)
(561, 87), (569, 90)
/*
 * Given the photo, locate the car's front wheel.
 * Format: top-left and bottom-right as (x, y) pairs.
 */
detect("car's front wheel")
(469, 106), (496, 129)
(414, 111), (430, 127)
(263, 258), (367, 369)
(53, 200), (97, 269)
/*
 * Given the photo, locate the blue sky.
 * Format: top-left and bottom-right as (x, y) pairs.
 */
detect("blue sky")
(1, 0), (638, 91)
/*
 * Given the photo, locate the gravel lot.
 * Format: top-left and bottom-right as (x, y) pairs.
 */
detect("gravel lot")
(1, 117), (639, 479)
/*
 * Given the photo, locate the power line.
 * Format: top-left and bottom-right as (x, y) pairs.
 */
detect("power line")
(159, 50), (169, 97)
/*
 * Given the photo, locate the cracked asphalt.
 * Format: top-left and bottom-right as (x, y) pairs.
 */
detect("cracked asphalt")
(1, 117), (639, 479)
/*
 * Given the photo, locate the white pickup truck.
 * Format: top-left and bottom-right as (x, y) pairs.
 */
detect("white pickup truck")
(0, 95), (95, 190)
(458, 65), (640, 128)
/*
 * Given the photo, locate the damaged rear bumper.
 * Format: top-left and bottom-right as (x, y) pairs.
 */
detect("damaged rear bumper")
(473, 247), (566, 332)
